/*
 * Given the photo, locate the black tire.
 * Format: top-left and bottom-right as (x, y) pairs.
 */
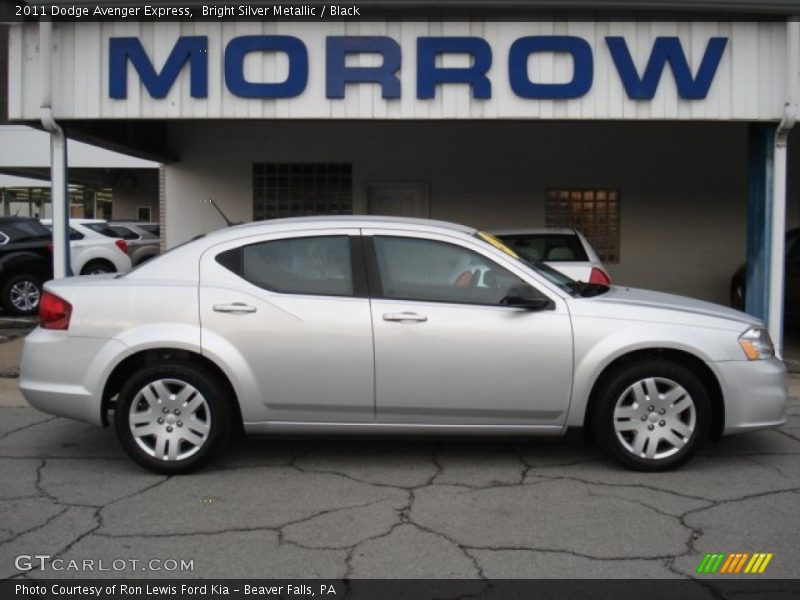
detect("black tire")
(0, 273), (43, 316)
(114, 362), (234, 474)
(80, 259), (116, 275)
(591, 359), (711, 471)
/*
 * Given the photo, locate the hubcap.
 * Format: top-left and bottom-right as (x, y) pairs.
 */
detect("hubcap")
(128, 379), (211, 462)
(10, 280), (40, 311)
(613, 377), (696, 460)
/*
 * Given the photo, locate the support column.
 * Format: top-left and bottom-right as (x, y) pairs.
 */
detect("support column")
(49, 128), (72, 278)
(746, 123), (787, 357)
(745, 124), (774, 325)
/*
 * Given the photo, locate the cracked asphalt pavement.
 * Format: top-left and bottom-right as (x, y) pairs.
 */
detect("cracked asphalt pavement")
(1, 375), (799, 580)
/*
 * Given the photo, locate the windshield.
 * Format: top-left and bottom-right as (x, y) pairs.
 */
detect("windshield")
(473, 231), (607, 297)
(495, 232), (589, 262)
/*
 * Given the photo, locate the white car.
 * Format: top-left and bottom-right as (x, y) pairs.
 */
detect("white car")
(491, 228), (611, 284)
(41, 219), (132, 275)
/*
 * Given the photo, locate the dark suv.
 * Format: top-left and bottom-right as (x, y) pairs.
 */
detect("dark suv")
(0, 217), (53, 315)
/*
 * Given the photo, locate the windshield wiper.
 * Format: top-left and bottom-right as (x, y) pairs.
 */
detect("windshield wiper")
(567, 281), (610, 297)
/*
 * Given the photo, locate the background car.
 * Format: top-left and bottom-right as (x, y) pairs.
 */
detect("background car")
(41, 219), (132, 275)
(108, 221), (161, 266)
(730, 227), (799, 328)
(0, 217), (52, 315)
(491, 228), (611, 285)
(19, 217), (785, 475)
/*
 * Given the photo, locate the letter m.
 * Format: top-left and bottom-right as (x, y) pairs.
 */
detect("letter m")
(606, 36), (727, 100)
(109, 36), (208, 99)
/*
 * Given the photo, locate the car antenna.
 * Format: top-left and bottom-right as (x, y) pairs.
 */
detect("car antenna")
(202, 198), (241, 227)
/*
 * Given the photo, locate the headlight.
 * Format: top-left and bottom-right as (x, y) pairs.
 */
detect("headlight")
(738, 327), (774, 360)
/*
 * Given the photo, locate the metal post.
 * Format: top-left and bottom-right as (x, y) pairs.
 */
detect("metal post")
(39, 20), (72, 279)
(768, 136), (788, 357)
(49, 128), (70, 278)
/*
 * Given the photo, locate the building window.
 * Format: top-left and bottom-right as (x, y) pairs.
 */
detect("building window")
(545, 188), (620, 263)
(253, 163), (352, 220)
(137, 206), (152, 222)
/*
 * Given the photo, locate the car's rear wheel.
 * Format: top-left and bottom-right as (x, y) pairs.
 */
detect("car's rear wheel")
(591, 359), (710, 471)
(1, 273), (43, 315)
(114, 362), (233, 474)
(81, 259), (116, 275)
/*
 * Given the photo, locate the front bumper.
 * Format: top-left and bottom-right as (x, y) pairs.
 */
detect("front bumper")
(18, 328), (125, 426)
(712, 357), (787, 435)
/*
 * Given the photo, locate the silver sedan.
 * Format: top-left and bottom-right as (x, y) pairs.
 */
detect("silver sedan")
(19, 217), (787, 473)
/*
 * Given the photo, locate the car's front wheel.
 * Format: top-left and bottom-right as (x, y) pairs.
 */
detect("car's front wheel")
(114, 362), (233, 474)
(591, 359), (710, 471)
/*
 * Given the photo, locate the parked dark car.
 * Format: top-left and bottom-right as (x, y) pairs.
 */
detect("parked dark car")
(0, 217), (53, 315)
(731, 227), (800, 327)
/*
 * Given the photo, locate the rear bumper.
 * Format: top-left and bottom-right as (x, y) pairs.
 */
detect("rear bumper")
(712, 358), (787, 434)
(18, 328), (124, 426)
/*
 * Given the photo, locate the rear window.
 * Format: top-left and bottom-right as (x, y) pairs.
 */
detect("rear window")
(495, 233), (588, 263)
(0, 220), (52, 243)
(110, 225), (140, 240)
(83, 222), (124, 238)
(138, 224), (160, 237)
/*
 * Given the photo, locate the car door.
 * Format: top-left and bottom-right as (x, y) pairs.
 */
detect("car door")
(363, 229), (574, 427)
(199, 228), (375, 423)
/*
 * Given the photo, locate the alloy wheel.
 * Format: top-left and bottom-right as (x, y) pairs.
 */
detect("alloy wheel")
(10, 280), (40, 312)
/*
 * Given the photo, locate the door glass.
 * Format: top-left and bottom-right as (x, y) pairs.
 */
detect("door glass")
(373, 236), (525, 305)
(217, 235), (354, 296)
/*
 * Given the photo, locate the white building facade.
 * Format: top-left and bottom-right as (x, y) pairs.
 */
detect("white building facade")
(6, 12), (800, 346)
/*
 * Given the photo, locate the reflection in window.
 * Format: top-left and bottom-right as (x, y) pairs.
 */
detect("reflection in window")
(218, 236), (354, 297)
(373, 236), (524, 305)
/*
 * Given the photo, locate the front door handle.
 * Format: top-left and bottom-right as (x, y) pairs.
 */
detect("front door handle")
(213, 302), (257, 314)
(382, 312), (428, 323)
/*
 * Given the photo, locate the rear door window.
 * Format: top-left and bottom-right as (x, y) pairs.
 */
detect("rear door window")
(216, 235), (355, 297)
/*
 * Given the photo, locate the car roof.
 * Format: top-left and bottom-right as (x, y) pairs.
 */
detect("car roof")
(0, 216), (42, 223)
(205, 215), (477, 240)
(490, 227), (577, 236)
(40, 218), (107, 224)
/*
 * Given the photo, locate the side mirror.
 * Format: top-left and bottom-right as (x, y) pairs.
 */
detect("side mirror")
(501, 283), (554, 311)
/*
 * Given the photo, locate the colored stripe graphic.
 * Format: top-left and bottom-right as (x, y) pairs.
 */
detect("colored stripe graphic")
(697, 552), (773, 574)
(697, 553), (727, 574)
(719, 554), (736, 574)
(734, 553), (750, 573)
(758, 554), (773, 573)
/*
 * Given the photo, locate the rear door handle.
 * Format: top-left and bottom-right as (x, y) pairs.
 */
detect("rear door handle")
(382, 312), (428, 322)
(213, 302), (257, 314)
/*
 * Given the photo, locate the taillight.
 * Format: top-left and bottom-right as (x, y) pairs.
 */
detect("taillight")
(115, 239), (128, 254)
(46, 242), (53, 253)
(39, 291), (72, 330)
(589, 267), (611, 285)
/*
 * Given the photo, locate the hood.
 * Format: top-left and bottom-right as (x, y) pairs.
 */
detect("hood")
(583, 286), (761, 328)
